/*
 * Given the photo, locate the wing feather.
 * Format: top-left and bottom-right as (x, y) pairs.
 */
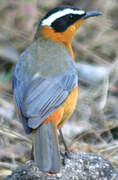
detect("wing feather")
(12, 74), (32, 134)
(21, 73), (77, 129)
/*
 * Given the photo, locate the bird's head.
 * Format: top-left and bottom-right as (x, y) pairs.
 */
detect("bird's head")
(37, 6), (102, 43)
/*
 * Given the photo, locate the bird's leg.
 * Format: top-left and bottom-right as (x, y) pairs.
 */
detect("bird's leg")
(31, 145), (34, 160)
(59, 128), (71, 165)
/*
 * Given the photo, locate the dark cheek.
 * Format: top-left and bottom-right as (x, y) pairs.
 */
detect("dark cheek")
(52, 21), (68, 32)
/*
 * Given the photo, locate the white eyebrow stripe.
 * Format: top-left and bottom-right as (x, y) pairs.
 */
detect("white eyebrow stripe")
(41, 8), (85, 26)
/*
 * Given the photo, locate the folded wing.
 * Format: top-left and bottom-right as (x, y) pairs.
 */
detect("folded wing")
(13, 72), (78, 132)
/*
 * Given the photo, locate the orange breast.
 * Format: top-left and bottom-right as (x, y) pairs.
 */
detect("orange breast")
(59, 86), (78, 127)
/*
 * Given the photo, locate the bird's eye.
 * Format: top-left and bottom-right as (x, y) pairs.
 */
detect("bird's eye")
(69, 14), (74, 19)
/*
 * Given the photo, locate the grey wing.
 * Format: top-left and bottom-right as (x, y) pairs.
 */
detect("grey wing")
(21, 72), (78, 129)
(12, 74), (32, 134)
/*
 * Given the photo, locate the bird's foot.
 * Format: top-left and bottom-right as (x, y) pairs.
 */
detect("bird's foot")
(60, 150), (71, 166)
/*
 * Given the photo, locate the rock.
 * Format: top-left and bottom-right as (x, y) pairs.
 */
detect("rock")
(4, 152), (118, 180)
(0, 34), (18, 63)
(76, 62), (110, 86)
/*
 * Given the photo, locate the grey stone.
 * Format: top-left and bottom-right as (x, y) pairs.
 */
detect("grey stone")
(3, 152), (118, 180)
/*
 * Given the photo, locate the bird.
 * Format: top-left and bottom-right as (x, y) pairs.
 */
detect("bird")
(12, 5), (102, 173)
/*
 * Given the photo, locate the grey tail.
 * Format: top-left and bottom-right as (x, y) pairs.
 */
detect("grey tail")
(33, 121), (61, 173)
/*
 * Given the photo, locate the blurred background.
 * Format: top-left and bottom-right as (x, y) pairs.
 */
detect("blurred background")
(0, 0), (118, 178)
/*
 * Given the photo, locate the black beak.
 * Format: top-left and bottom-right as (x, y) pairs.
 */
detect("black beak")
(82, 11), (103, 19)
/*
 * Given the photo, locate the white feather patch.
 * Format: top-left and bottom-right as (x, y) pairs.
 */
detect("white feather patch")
(41, 8), (85, 26)
(33, 73), (40, 80)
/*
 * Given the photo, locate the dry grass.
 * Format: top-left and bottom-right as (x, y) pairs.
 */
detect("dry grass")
(0, 0), (118, 178)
